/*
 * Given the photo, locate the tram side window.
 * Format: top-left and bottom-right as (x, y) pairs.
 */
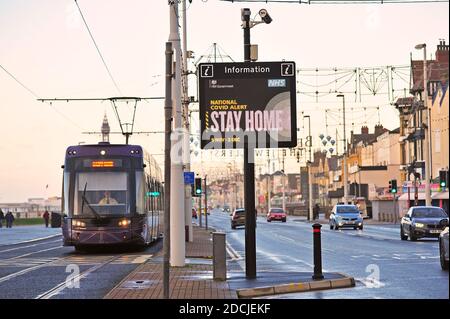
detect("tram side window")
(74, 172), (129, 216)
(136, 171), (145, 215)
(63, 172), (70, 216)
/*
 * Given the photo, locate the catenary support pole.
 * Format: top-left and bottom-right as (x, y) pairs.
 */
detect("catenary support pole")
(169, 0), (185, 267)
(163, 41), (173, 299)
(182, 0), (193, 242)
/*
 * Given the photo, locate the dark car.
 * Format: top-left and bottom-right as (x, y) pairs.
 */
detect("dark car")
(267, 208), (287, 222)
(231, 209), (245, 229)
(230, 208), (257, 229)
(329, 204), (364, 230)
(400, 206), (449, 241)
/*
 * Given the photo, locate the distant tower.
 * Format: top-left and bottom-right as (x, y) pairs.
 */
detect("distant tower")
(101, 113), (110, 143)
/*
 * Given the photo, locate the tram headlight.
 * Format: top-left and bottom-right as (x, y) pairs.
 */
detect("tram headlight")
(118, 219), (131, 227)
(73, 220), (86, 228)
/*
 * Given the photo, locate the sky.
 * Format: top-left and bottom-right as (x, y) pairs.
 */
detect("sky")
(0, 0), (448, 202)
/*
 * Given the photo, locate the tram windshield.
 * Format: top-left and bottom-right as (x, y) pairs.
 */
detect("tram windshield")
(73, 172), (129, 216)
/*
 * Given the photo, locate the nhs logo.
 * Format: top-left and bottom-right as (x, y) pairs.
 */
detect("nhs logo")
(268, 79), (286, 87)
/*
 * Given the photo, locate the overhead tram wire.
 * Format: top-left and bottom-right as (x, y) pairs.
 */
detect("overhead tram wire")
(36, 96), (165, 144)
(221, 0), (449, 3)
(0, 63), (85, 130)
(74, 0), (122, 95)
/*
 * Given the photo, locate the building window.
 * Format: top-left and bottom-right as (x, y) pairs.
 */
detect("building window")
(435, 131), (441, 153)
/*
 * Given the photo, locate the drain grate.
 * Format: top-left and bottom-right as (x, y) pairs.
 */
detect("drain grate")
(120, 280), (154, 289)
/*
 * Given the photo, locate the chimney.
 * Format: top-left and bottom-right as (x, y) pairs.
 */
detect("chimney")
(436, 39), (449, 63)
(374, 124), (385, 136)
(361, 126), (369, 134)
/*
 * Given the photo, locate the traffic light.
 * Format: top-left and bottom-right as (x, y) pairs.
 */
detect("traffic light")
(193, 177), (202, 197)
(439, 170), (448, 189)
(388, 179), (398, 193)
(391, 179), (397, 193)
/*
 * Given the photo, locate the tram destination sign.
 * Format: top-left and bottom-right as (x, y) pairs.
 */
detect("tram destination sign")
(198, 61), (297, 149)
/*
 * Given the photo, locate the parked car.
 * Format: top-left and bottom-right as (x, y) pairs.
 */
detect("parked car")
(267, 208), (287, 223)
(192, 208), (197, 219)
(400, 206), (449, 241)
(439, 226), (449, 270)
(329, 204), (364, 230)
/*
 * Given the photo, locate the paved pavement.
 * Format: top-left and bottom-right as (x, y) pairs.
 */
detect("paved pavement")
(0, 225), (62, 246)
(105, 225), (237, 299)
(105, 221), (354, 299)
(206, 209), (449, 299)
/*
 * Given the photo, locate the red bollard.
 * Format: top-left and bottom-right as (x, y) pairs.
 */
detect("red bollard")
(312, 223), (324, 280)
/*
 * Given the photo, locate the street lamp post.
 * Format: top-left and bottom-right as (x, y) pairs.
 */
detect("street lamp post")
(415, 43), (432, 206)
(304, 115), (313, 221)
(337, 94), (348, 204)
(242, 8), (257, 279)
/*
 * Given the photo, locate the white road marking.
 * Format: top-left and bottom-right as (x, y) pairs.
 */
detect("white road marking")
(0, 234), (61, 247)
(10, 246), (64, 260)
(355, 277), (386, 288)
(0, 256), (69, 284)
(0, 239), (61, 254)
(225, 242), (241, 260)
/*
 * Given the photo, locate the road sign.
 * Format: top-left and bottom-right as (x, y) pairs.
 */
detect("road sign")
(184, 171), (195, 185)
(198, 62), (297, 149)
(146, 191), (160, 197)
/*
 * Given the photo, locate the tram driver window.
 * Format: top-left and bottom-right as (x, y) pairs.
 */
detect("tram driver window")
(74, 172), (129, 216)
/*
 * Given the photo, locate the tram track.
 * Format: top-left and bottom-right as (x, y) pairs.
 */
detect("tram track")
(35, 255), (122, 299)
(0, 239), (62, 255)
(0, 255), (72, 285)
(8, 245), (65, 260)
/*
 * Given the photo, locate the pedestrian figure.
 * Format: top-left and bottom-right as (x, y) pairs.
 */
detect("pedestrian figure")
(43, 210), (50, 228)
(313, 204), (320, 220)
(0, 209), (4, 228)
(5, 211), (15, 228)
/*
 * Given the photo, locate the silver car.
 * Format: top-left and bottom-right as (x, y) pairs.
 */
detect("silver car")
(329, 204), (364, 230)
(440, 226), (449, 270)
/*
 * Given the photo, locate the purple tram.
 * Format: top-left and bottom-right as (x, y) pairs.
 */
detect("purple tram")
(61, 143), (163, 250)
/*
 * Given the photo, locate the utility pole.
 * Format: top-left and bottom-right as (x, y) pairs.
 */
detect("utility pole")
(415, 43), (432, 206)
(282, 152), (286, 213)
(182, 0), (193, 242)
(267, 154), (271, 214)
(204, 175), (208, 230)
(337, 94), (348, 204)
(304, 115), (313, 221)
(169, 0), (185, 267)
(163, 41), (173, 299)
(242, 8), (257, 279)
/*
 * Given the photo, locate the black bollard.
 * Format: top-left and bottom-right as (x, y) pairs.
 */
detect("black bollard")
(312, 223), (324, 280)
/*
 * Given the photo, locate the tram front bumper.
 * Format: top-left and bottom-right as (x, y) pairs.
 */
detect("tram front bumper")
(67, 228), (142, 245)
